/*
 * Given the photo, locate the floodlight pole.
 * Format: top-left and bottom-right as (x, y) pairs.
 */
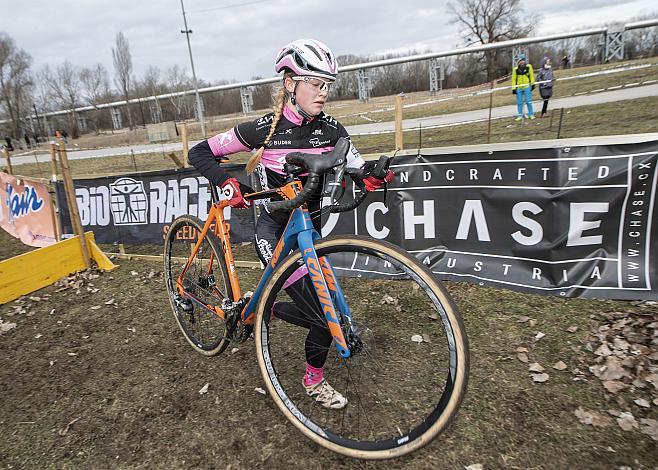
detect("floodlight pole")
(180, 0), (206, 137)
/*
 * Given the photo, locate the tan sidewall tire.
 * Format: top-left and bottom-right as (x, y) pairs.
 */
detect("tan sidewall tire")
(254, 235), (469, 459)
(163, 215), (231, 356)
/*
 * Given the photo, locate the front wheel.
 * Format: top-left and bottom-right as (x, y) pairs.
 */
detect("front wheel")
(254, 235), (469, 459)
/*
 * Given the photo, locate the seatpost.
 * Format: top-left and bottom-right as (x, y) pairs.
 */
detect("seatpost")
(210, 183), (220, 204)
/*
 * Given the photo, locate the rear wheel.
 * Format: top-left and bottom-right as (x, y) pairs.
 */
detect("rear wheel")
(254, 235), (469, 459)
(164, 215), (232, 356)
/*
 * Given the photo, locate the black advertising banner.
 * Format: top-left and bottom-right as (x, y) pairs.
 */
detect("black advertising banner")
(56, 165), (255, 244)
(56, 140), (657, 300)
(321, 141), (658, 300)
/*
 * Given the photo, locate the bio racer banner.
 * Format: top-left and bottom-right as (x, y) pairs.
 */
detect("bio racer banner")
(56, 166), (255, 244)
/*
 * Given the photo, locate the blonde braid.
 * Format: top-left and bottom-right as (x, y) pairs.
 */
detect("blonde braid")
(246, 85), (288, 173)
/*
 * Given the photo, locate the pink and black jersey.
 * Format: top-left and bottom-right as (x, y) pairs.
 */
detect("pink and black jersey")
(189, 105), (364, 192)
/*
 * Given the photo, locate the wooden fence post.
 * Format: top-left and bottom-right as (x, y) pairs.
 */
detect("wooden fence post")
(49, 142), (58, 182)
(181, 122), (190, 168)
(47, 143), (61, 241)
(487, 80), (494, 144)
(130, 149), (138, 172)
(2, 147), (13, 174)
(168, 152), (184, 169)
(548, 109), (555, 131)
(556, 108), (565, 139)
(57, 141), (91, 269)
(395, 95), (403, 151)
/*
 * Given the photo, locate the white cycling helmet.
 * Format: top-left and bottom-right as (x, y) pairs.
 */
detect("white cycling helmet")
(275, 39), (338, 81)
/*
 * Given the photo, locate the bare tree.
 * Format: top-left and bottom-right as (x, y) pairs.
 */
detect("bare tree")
(449, 0), (536, 80)
(80, 63), (111, 132)
(625, 13), (658, 59)
(334, 54), (362, 99)
(31, 67), (55, 138)
(138, 65), (162, 97)
(165, 65), (194, 120)
(80, 63), (110, 104)
(33, 68), (53, 112)
(0, 32), (33, 140)
(112, 31), (134, 129)
(133, 66), (165, 124)
(40, 61), (83, 138)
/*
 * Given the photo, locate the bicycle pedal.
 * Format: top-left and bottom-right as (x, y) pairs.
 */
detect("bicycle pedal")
(221, 298), (236, 311)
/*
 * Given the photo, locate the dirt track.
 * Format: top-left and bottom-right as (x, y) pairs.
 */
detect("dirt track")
(1, 259), (464, 469)
(1, 232), (656, 468)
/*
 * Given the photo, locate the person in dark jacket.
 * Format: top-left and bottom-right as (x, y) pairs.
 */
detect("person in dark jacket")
(535, 57), (555, 117)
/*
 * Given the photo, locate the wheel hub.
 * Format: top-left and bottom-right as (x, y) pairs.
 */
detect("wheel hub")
(345, 330), (363, 355)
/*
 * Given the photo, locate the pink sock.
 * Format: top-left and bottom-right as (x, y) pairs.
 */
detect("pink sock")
(303, 363), (324, 386)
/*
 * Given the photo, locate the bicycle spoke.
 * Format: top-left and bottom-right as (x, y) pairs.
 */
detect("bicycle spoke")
(165, 216), (231, 356)
(256, 236), (469, 457)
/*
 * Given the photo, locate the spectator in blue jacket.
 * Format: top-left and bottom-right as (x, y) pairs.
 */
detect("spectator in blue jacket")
(511, 54), (535, 121)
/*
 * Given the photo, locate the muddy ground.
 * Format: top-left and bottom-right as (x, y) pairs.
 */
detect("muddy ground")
(0, 230), (656, 469)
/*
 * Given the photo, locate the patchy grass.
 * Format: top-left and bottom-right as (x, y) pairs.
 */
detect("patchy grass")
(11, 58), (655, 154)
(352, 96), (658, 153)
(335, 58), (658, 126)
(8, 96), (658, 181)
(129, 58), (658, 138)
(5, 151), (187, 180)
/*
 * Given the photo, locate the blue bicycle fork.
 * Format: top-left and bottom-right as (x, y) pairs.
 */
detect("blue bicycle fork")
(241, 206), (352, 358)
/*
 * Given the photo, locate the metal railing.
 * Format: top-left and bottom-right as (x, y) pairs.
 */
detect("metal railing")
(6, 18), (658, 122)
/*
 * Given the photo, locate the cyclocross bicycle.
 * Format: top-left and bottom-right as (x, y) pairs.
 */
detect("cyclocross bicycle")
(163, 138), (469, 459)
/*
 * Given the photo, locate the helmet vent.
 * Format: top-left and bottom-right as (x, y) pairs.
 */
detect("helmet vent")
(293, 53), (306, 68)
(305, 44), (323, 61)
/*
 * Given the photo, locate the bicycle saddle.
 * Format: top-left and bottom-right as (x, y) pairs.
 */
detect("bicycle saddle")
(284, 137), (350, 175)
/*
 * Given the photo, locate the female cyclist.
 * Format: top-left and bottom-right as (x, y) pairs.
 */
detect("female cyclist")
(189, 39), (394, 410)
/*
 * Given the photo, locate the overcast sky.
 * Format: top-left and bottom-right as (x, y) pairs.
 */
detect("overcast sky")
(1, 0), (655, 85)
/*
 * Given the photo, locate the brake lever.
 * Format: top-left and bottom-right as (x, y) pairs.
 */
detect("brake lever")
(283, 163), (304, 181)
(329, 164), (347, 205)
(371, 155), (390, 179)
(373, 155), (393, 208)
